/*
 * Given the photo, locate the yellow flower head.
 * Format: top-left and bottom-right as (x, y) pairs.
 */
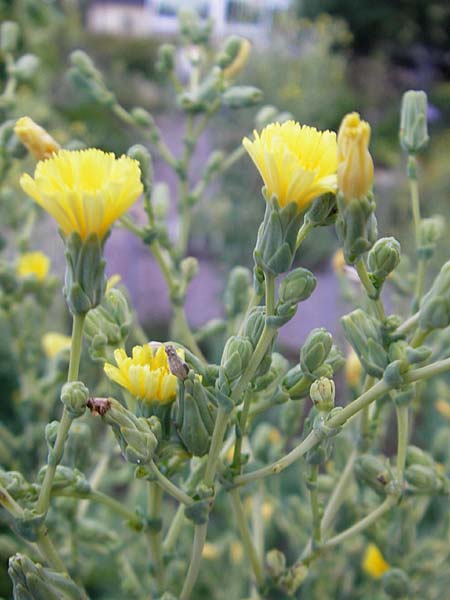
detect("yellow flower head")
(337, 112), (374, 200)
(14, 117), (60, 161)
(362, 543), (390, 579)
(243, 120), (337, 210)
(42, 332), (72, 359)
(16, 251), (50, 281)
(104, 343), (183, 404)
(20, 149), (143, 240)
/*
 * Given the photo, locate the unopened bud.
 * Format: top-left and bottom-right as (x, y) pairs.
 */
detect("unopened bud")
(218, 36), (251, 79)
(278, 268), (316, 306)
(61, 381), (89, 419)
(12, 54), (40, 82)
(224, 266), (252, 318)
(255, 105), (279, 129)
(417, 216), (444, 259)
(204, 150), (225, 180)
(382, 569), (411, 598)
(156, 43), (176, 73)
(400, 90), (429, 154)
(405, 464), (440, 493)
(222, 85), (263, 108)
(14, 117), (60, 161)
(419, 261), (450, 331)
(181, 257), (199, 283)
(127, 144), (153, 194)
(345, 349), (362, 388)
(337, 112), (374, 200)
(266, 548), (286, 577)
(310, 377), (335, 412)
(300, 328), (333, 375)
(1, 21), (20, 53)
(405, 445), (434, 468)
(243, 307), (265, 348)
(221, 336), (253, 383)
(368, 237), (401, 281)
(354, 454), (391, 494)
(305, 193), (337, 227)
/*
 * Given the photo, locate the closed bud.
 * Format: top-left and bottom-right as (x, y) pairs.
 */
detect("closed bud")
(70, 49), (100, 79)
(382, 568), (411, 598)
(181, 257), (199, 284)
(222, 85), (263, 108)
(131, 108), (159, 141)
(153, 182), (170, 218)
(337, 112), (374, 200)
(12, 54), (40, 82)
(368, 237), (401, 281)
(419, 261), (450, 331)
(85, 288), (131, 360)
(14, 117), (60, 161)
(310, 377), (335, 412)
(305, 193), (337, 227)
(204, 150), (225, 180)
(341, 309), (388, 378)
(224, 266), (252, 318)
(405, 464), (440, 493)
(243, 307), (265, 348)
(417, 216), (444, 260)
(278, 268), (316, 306)
(217, 36), (251, 78)
(127, 144), (153, 194)
(1, 21), (20, 53)
(178, 68), (222, 113)
(400, 90), (429, 154)
(221, 336), (253, 383)
(405, 445), (434, 468)
(61, 381), (88, 419)
(300, 328), (333, 375)
(156, 43), (176, 73)
(345, 348), (362, 388)
(266, 548), (286, 577)
(354, 454), (391, 494)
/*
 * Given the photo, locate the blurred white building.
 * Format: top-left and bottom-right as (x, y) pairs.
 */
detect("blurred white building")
(87, 0), (290, 39)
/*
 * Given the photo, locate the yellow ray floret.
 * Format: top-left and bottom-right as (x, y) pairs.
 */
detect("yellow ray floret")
(362, 543), (390, 579)
(14, 116), (60, 161)
(42, 332), (72, 359)
(104, 343), (183, 404)
(16, 251), (50, 281)
(243, 120), (337, 210)
(19, 149), (143, 240)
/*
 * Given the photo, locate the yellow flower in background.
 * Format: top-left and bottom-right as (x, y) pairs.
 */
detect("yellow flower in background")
(20, 149), (143, 240)
(16, 251), (50, 281)
(229, 540), (244, 564)
(14, 117), (60, 161)
(42, 332), (72, 359)
(104, 343), (183, 404)
(243, 120), (337, 210)
(332, 249), (346, 273)
(337, 112), (374, 200)
(345, 348), (362, 388)
(435, 399), (450, 420)
(362, 543), (390, 579)
(202, 543), (220, 560)
(223, 38), (251, 79)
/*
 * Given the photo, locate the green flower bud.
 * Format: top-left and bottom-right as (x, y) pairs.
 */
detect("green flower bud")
(221, 85), (263, 108)
(254, 352), (289, 392)
(224, 266), (252, 319)
(0, 470), (35, 503)
(266, 548), (286, 577)
(368, 236), (401, 281)
(61, 381), (89, 419)
(127, 144), (153, 195)
(278, 268), (316, 306)
(432, 427), (450, 463)
(300, 328), (333, 375)
(9, 553), (85, 600)
(335, 194), (377, 264)
(405, 445), (434, 468)
(70, 49), (100, 79)
(181, 257), (199, 284)
(243, 307), (266, 348)
(419, 261), (450, 331)
(354, 454), (391, 494)
(153, 182), (169, 218)
(156, 43), (176, 73)
(305, 193), (337, 227)
(221, 336), (253, 384)
(382, 568), (411, 598)
(131, 108), (159, 140)
(417, 216), (444, 260)
(204, 150), (225, 181)
(63, 232), (107, 316)
(65, 422), (92, 470)
(1, 21), (20, 53)
(400, 90), (429, 154)
(310, 377), (335, 412)
(405, 464), (441, 493)
(341, 309), (388, 378)
(255, 105), (279, 129)
(12, 54), (40, 82)
(178, 68), (223, 113)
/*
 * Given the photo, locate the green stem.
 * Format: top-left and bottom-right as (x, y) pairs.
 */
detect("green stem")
(410, 327), (429, 348)
(232, 392), (252, 472)
(35, 529), (69, 574)
(236, 288), (262, 336)
(396, 311), (420, 337)
(179, 523), (208, 600)
(408, 155), (427, 309)
(229, 489), (265, 588)
(36, 313), (85, 515)
(0, 483), (23, 517)
(309, 465), (321, 545)
(148, 460), (194, 505)
(148, 482), (164, 592)
(295, 220), (314, 250)
(173, 305), (206, 363)
(395, 404), (409, 488)
(203, 407), (229, 487)
(355, 258), (385, 321)
(162, 504), (185, 552)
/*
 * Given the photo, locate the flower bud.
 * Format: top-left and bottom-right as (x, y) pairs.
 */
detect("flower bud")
(224, 266), (252, 319)
(14, 117), (60, 161)
(278, 268), (316, 306)
(354, 454), (391, 494)
(0, 21), (20, 53)
(243, 307), (266, 348)
(405, 464), (441, 493)
(305, 193), (337, 227)
(221, 85), (263, 108)
(156, 43), (176, 73)
(337, 112), (374, 200)
(181, 257), (199, 284)
(221, 336), (253, 384)
(266, 548), (286, 577)
(405, 445), (434, 468)
(300, 328), (333, 375)
(131, 108), (159, 139)
(127, 144), (153, 194)
(11, 54), (40, 82)
(382, 569), (411, 598)
(419, 261), (450, 331)
(70, 49), (99, 79)
(254, 105), (279, 129)
(417, 216), (444, 260)
(310, 377), (335, 412)
(217, 36), (251, 78)
(345, 348), (362, 388)
(61, 381), (89, 419)
(368, 237), (401, 281)
(204, 150), (225, 181)
(400, 90), (429, 154)
(341, 309), (388, 378)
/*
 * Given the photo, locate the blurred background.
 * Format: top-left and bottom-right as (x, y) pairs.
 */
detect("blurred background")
(1, 0), (450, 352)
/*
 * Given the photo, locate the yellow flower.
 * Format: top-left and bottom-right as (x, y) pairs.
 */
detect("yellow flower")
(243, 120), (337, 210)
(20, 149), (143, 240)
(104, 343), (182, 404)
(16, 251), (50, 281)
(42, 332), (72, 359)
(337, 112), (374, 200)
(14, 117), (60, 161)
(362, 543), (390, 579)
(345, 348), (362, 388)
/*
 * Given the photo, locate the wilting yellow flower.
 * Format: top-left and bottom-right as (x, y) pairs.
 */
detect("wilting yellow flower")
(243, 121), (337, 210)
(42, 332), (72, 359)
(104, 343), (183, 404)
(16, 251), (50, 281)
(202, 543), (220, 560)
(223, 38), (251, 78)
(346, 348), (362, 388)
(20, 149), (143, 240)
(14, 117), (60, 161)
(362, 544), (390, 579)
(337, 112), (374, 200)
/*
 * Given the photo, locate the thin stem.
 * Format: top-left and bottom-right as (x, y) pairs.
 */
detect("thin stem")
(236, 288), (262, 336)
(36, 313), (85, 515)
(77, 452), (110, 519)
(0, 483), (23, 517)
(148, 461), (194, 505)
(411, 327), (429, 348)
(309, 465), (321, 545)
(173, 305), (206, 363)
(395, 404), (409, 488)
(203, 407), (229, 487)
(179, 523), (208, 600)
(147, 482), (164, 592)
(295, 220), (314, 250)
(35, 529), (69, 574)
(355, 258), (385, 321)
(229, 489), (265, 588)
(396, 311), (419, 336)
(162, 504), (185, 552)
(408, 155), (427, 309)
